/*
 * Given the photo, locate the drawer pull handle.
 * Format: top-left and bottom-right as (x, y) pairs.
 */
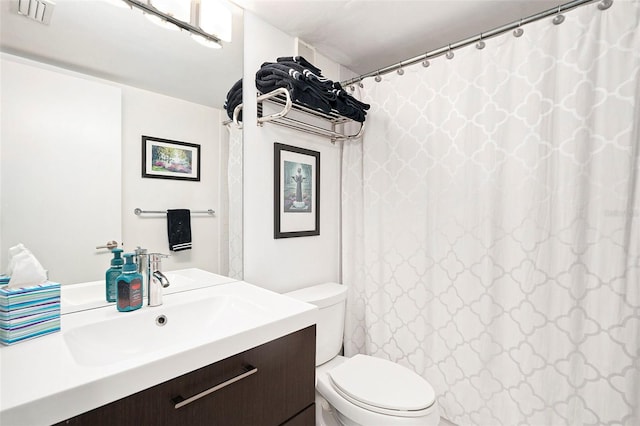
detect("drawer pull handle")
(172, 365), (258, 409)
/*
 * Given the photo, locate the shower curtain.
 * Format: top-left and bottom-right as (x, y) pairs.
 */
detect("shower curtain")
(342, 2), (640, 425)
(227, 125), (243, 280)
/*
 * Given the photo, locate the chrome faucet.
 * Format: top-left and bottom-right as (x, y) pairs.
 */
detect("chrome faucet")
(147, 253), (170, 307)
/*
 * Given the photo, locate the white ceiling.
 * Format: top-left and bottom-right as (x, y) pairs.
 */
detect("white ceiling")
(0, 0), (244, 108)
(238, 0), (567, 75)
(0, 0), (568, 108)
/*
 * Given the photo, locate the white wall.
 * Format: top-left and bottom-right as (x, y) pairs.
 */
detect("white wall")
(0, 54), (122, 284)
(121, 87), (222, 273)
(0, 54), (225, 281)
(242, 12), (343, 293)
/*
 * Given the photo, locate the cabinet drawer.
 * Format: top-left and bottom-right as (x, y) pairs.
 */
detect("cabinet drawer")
(57, 325), (316, 426)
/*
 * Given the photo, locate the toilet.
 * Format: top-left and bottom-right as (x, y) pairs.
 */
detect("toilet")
(286, 283), (440, 426)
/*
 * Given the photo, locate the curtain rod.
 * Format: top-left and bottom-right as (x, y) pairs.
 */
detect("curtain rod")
(341, 0), (611, 87)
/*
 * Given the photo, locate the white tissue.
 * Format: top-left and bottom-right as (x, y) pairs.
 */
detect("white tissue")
(6, 244), (47, 288)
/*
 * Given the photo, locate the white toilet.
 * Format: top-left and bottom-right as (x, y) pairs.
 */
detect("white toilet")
(286, 283), (440, 426)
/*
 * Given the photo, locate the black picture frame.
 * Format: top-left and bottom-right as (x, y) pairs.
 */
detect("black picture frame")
(274, 143), (320, 239)
(141, 135), (201, 181)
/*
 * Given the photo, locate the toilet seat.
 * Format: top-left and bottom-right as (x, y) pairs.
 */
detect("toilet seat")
(327, 354), (436, 418)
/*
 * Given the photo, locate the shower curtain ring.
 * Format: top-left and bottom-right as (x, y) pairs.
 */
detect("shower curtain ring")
(476, 33), (486, 50)
(374, 72), (382, 82)
(513, 20), (524, 37)
(552, 6), (565, 25)
(422, 51), (430, 67)
(445, 45), (454, 60)
(597, 0), (613, 10)
(397, 66), (405, 75)
(358, 79), (364, 88)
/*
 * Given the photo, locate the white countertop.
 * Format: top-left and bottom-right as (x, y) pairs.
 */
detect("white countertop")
(0, 279), (317, 425)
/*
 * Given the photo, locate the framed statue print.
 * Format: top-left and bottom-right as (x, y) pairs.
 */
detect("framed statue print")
(274, 143), (320, 238)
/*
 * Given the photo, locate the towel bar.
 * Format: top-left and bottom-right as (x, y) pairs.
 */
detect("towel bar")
(134, 208), (215, 216)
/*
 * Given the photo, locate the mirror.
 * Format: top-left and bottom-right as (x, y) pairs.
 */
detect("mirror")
(0, 0), (244, 312)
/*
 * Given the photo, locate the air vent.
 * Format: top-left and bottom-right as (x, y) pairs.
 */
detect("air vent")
(16, 0), (55, 25)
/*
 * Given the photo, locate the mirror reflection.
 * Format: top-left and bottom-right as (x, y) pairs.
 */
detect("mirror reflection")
(0, 0), (244, 313)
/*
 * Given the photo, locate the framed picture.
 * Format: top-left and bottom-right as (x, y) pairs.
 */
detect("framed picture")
(142, 135), (201, 181)
(274, 143), (320, 238)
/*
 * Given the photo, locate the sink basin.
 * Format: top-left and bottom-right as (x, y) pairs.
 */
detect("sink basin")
(60, 280), (109, 313)
(64, 294), (268, 366)
(60, 280), (104, 307)
(1, 273), (318, 426)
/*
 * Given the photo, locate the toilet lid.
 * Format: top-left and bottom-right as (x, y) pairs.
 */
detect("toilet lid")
(327, 354), (435, 414)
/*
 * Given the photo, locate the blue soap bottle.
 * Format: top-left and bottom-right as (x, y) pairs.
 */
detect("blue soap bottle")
(105, 248), (124, 303)
(116, 253), (143, 312)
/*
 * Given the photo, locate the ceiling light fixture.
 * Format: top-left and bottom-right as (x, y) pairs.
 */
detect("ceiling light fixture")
(121, 0), (231, 48)
(199, 0), (232, 42)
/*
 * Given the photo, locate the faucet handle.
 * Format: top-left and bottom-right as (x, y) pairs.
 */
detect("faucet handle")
(148, 253), (170, 263)
(134, 247), (148, 259)
(148, 252), (169, 258)
(148, 253), (170, 270)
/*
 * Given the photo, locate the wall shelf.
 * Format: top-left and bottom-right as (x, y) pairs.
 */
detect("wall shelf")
(257, 88), (365, 142)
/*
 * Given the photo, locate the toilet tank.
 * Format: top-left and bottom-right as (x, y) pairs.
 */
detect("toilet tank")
(285, 283), (347, 366)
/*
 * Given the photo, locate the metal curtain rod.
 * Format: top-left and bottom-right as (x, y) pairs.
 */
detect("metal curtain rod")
(134, 208), (215, 216)
(342, 0), (611, 86)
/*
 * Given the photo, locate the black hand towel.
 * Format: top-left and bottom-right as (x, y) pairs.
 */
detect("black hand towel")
(167, 209), (192, 251)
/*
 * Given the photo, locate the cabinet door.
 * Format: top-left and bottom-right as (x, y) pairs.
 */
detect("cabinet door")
(282, 404), (315, 426)
(57, 326), (316, 426)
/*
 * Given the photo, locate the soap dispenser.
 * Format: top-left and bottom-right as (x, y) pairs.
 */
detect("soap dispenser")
(116, 253), (143, 312)
(105, 248), (124, 303)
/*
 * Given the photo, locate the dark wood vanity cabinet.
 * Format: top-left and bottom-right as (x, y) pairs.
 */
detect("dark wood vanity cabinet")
(56, 325), (316, 426)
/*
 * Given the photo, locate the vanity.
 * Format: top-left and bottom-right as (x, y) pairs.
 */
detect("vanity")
(0, 270), (317, 425)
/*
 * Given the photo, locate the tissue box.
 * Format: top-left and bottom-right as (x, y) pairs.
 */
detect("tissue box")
(0, 281), (61, 345)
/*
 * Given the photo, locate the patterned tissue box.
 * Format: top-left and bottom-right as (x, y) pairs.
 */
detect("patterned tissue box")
(0, 281), (61, 345)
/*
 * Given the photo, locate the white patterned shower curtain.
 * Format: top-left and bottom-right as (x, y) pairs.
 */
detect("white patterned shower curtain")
(342, 2), (640, 425)
(227, 125), (243, 280)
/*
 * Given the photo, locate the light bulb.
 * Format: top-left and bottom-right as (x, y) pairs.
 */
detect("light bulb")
(199, 0), (232, 42)
(150, 0), (190, 21)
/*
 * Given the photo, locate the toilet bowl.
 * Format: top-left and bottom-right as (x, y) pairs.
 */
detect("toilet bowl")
(285, 283), (440, 426)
